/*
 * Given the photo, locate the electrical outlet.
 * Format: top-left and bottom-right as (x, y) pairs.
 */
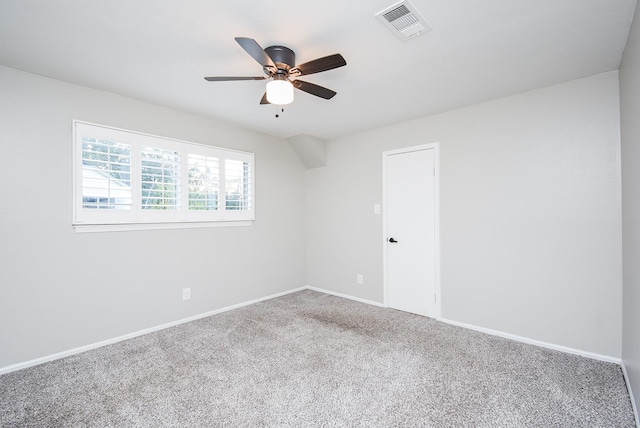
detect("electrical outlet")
(357, 274), (364, 285)
(182, 288), (191, 300)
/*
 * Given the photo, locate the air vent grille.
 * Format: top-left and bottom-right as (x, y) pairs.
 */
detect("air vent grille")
(376, 1), (432, 41)
(390, 14), (419, 31)
(383, 5), (411, 22)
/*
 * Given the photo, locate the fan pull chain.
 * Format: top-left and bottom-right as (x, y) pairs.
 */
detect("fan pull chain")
(275, 106), (285, 118)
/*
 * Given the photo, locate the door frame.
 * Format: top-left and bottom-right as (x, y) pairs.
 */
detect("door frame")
(382, 142), (441, 319)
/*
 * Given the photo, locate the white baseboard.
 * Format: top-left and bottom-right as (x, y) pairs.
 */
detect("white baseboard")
(305, 285), (385, 307)
(0, 285), (626, 382)
(304, 287), (623, 365)
(304, 287), (621, 365)
(621, 360), (640, 427)
(0, 287), (307, 375)
(439, 317), (621, 364)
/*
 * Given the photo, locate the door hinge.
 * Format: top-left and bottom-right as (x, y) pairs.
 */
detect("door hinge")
(433, 293), (437, 303)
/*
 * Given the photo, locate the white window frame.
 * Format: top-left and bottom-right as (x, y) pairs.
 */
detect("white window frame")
(73, 121), (254, 233)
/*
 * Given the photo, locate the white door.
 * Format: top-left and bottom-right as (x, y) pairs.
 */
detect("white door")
(384, 146), (438, 317)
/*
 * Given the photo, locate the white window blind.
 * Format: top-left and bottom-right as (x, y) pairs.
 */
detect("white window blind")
(188, 154), (219, 211)
(81, 138), (132, 210)
(141, 146), (181, 211)
(225, 158), (252, 211)
(73, 121), (254, 231)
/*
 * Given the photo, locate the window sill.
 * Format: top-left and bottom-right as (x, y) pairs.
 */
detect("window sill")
(73, 220), (253, 233)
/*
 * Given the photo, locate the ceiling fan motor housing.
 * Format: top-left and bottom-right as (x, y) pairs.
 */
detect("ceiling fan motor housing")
(265, 46), (295, 71)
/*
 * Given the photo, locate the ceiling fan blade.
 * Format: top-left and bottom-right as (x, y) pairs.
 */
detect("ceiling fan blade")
(291, 54), (346, 76)
(204, 76), (266, 81)
(235, 37), (276, 69)
(260, 92), (270, 104)
(292, 80), (337, 99)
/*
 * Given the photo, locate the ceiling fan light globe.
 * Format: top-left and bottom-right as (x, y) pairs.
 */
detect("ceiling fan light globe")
(266, 80), (294, 105)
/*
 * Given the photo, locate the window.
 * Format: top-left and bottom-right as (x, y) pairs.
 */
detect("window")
(225, 159), (252, 210)
(81, 138), (132, 210)
(74, 121), (254, 231)
(188, 154), (219, 210)
(141, 146), (180, 211)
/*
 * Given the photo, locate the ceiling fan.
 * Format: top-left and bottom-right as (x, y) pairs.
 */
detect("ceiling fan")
(204, 37), (346, 106)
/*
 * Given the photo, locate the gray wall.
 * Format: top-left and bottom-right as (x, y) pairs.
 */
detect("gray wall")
(620, 2), (640, 416)
(0, 62), (628, 371)
(308, 72), (622, 358)
(0, 65), (307, 368)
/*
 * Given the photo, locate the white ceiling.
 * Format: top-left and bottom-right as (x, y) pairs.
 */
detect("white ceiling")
(0, 0), (636, 140)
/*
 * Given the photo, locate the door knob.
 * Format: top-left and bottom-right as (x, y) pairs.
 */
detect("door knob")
(388, 237), (398, 243)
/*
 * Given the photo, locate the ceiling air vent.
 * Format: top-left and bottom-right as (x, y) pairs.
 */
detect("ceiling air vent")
(375, 0), (432, 41)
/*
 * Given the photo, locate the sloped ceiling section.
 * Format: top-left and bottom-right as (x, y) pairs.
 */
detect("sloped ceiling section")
(286, 134), (327, 169)
(0, 0), (636, 140)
